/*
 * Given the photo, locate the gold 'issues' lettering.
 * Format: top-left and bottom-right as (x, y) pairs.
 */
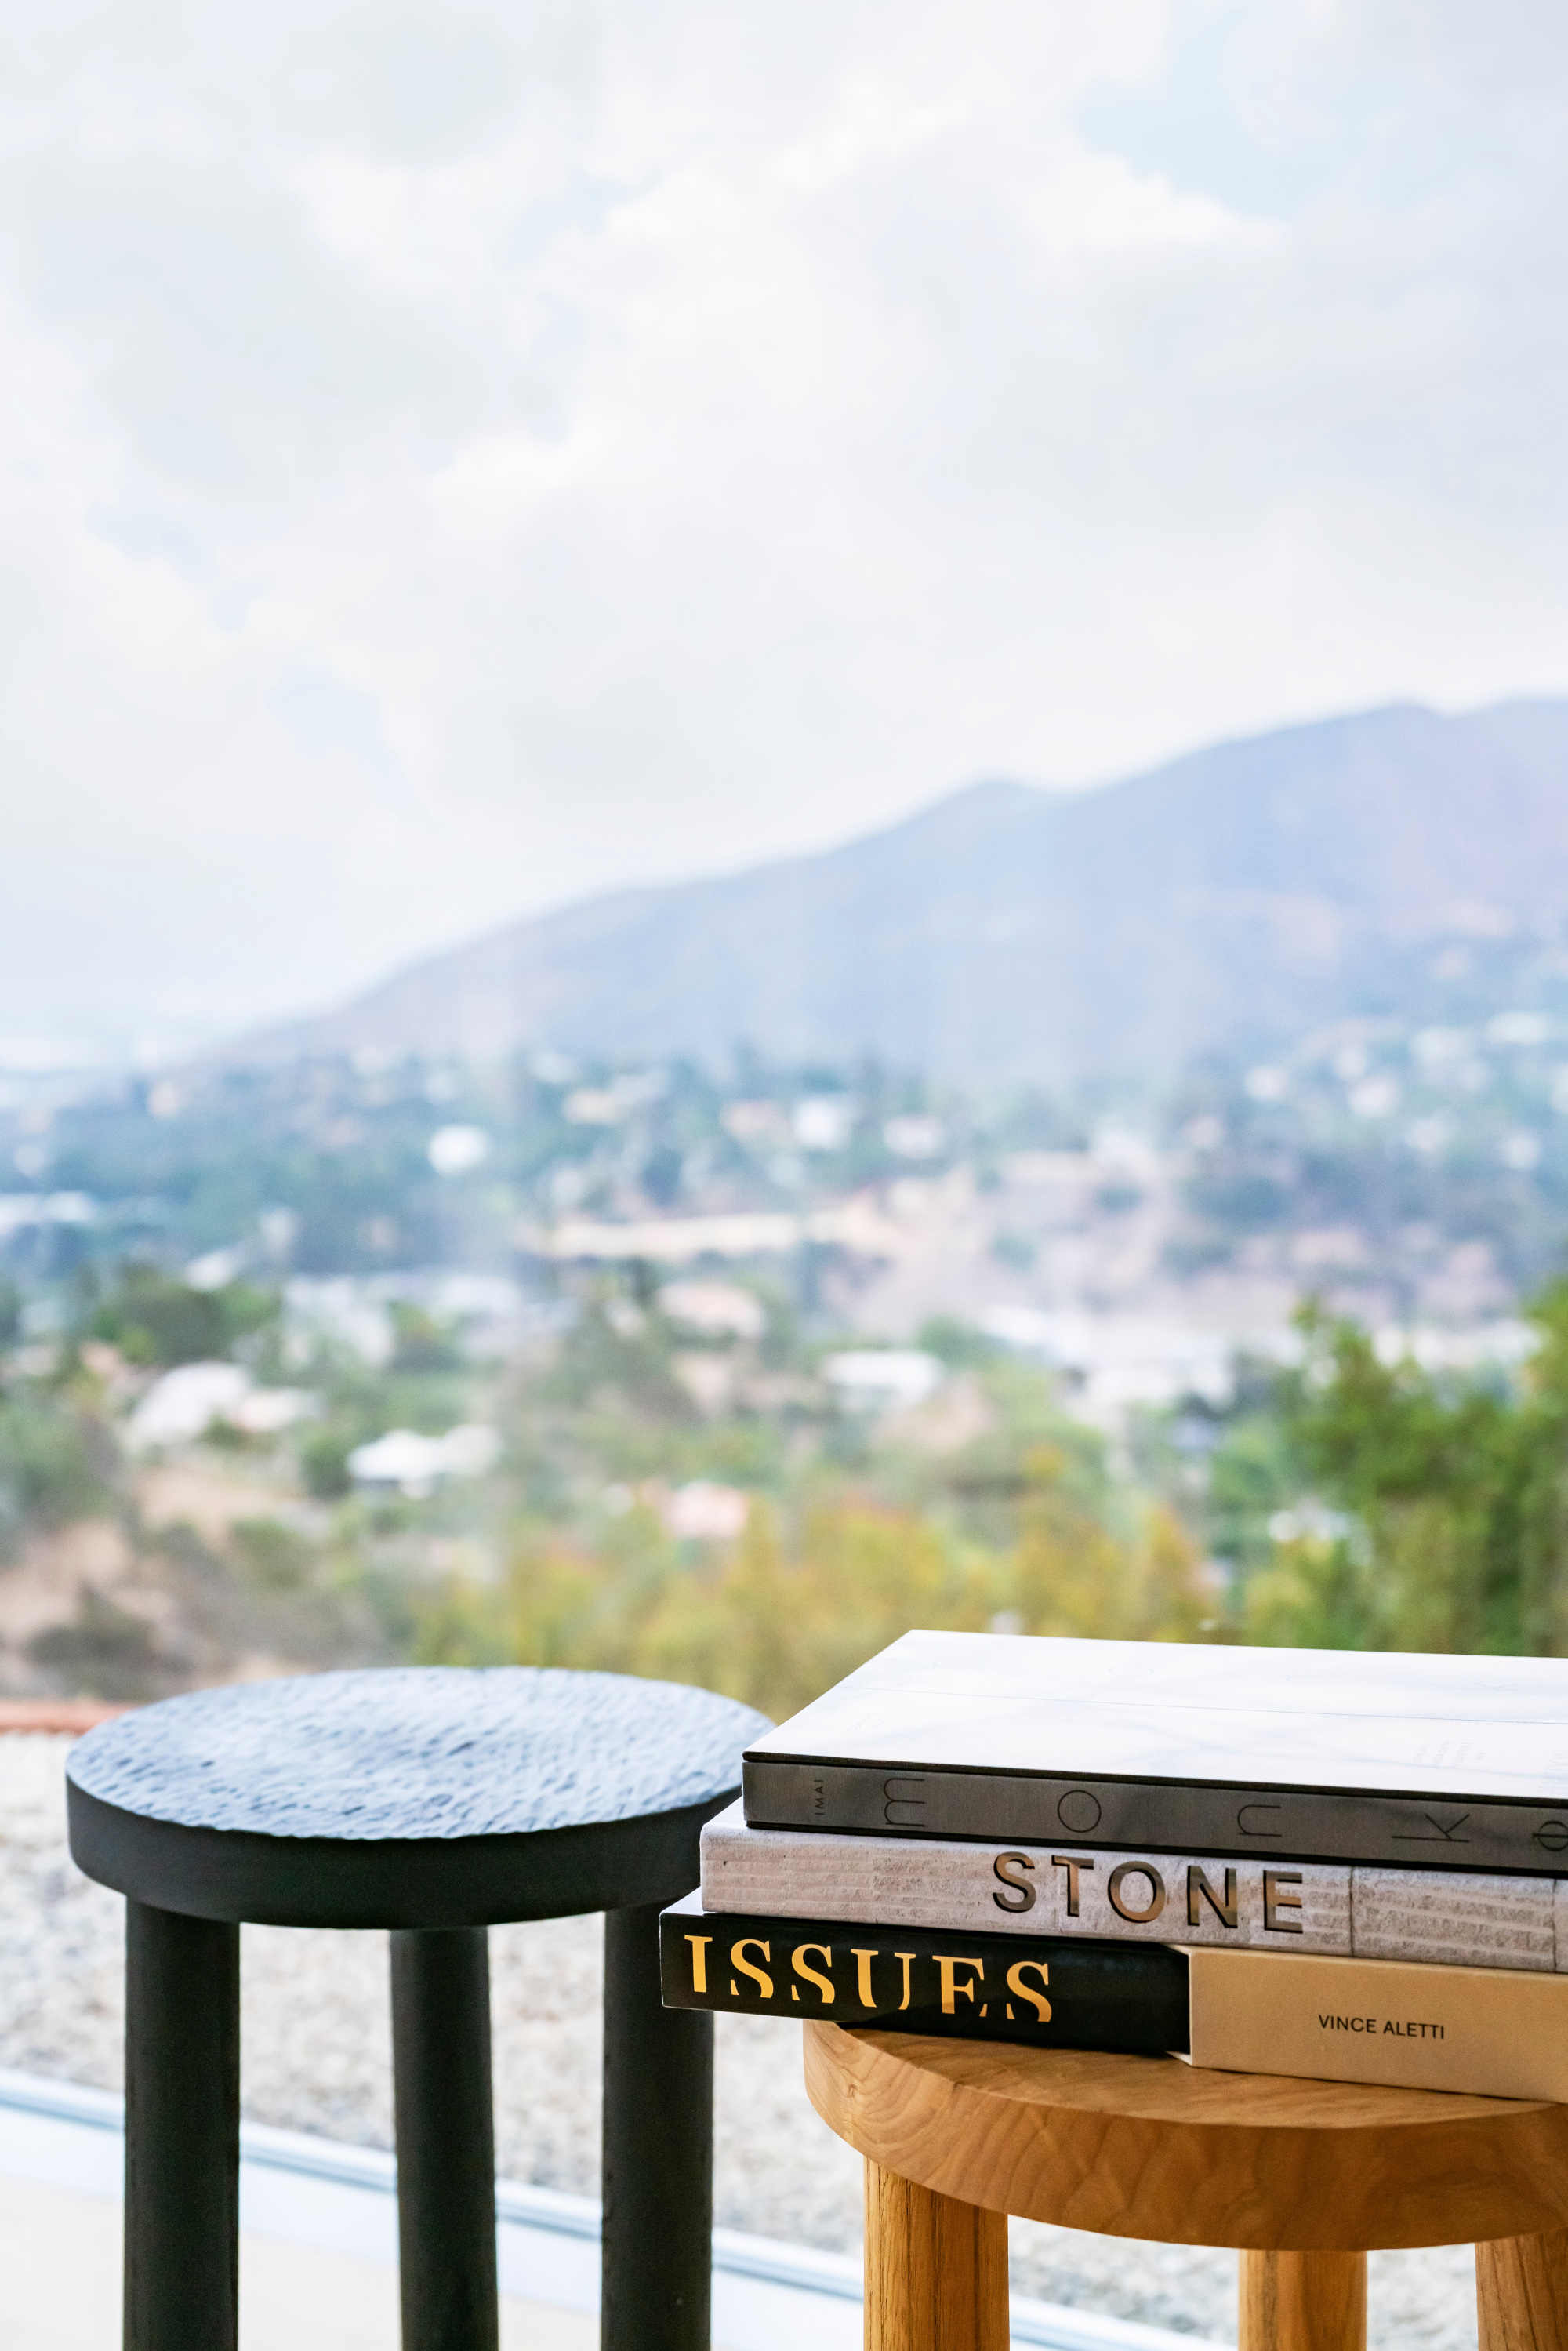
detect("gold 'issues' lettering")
(685, 1935), (713, 1993)
(1051, 1855), (1094, 1916)
(935, 1955), (985, 2015)
(850, 1949), (878, 2004)
(730, 1939), (774, 2000)
(895, 1953), (916, 2011)
(993, 1852), (1037, 1913)
(789, 1945), (835, 2005)
(1264, 1870), (1304, 1934)
(1107, 1862), (1166, 1924)
(1186, 1866), (1238, 1929)
(1005, 1959), (1052, 2022)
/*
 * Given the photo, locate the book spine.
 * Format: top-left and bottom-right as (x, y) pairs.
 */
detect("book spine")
(702, 1811), (1568, 1975)
(1188, 1946), (1568, 2102)
(659, 1898), (1190, 2053)
(662, 1906), (1568, 2102)
(742, 1756), (1568, 1877)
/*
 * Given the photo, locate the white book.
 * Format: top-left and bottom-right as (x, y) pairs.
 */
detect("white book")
(701, 1801), (1568, 1974)
(742, 1630), (1568, 1873)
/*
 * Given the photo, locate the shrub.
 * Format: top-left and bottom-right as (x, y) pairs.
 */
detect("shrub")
(89, 1264), (278, 1368)
(0, 1392), (114, 1539)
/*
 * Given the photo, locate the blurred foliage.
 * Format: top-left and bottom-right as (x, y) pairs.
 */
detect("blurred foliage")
(300, 1426), (355, 1499)
(88, 1263), (277, 1367)
(28, 1585), (162, 1702)
(389, 1303), (464, 1374)
(0, 1389), (115, 1545)
(416, 1452), (1214, 1721)
(17, 1190), (1568, 1710)
(230, 1517), (314, 1590)
(917, 1316), (1001, 1369)
(1204, 1414), (1302, 1575)
(1239, 1285), (1568, 1655)
(413, 1276), (1568, 1711)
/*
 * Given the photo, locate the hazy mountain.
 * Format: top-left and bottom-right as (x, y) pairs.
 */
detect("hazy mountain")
(237, 699), (1568, 1087)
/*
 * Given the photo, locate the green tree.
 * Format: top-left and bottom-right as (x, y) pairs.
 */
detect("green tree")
(90, 1265), (278, 1367)
(0, 1392), (115, 1543)
(1011, 1444), (1210, 1644)
(1243, 1289), (1568, 1655)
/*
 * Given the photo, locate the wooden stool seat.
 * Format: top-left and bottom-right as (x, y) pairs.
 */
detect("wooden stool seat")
(804, 2023), (1568, 2351)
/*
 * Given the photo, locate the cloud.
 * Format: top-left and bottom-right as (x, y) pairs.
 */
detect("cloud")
(2, 0), (1566, 1048)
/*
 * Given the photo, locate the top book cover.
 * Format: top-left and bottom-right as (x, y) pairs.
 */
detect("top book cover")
(742, 1632), (1568, 1873)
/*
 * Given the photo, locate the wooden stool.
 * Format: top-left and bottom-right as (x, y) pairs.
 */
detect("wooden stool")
(804, 2023), (1568, 2351)
(67, 1666), (768, 2351)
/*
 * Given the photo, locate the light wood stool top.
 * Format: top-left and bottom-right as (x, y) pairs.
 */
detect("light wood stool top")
(804, 2024), (1568, 2351)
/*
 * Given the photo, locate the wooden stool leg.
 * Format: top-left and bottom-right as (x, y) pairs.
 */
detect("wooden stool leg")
(1240, 2252), (1367, 2351)
(390, 1927), (499, 2351)
(1478, 2232), (1568, 2351)
(601, 1899), (713, 2351)
(124, 1899), (240, 2351)
(863, 2158), (1007, 2351)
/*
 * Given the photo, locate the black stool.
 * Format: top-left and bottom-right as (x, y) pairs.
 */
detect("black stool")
(66, 1665), (768, 2351)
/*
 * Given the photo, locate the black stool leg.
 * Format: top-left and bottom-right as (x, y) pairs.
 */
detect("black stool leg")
(390, 1926), (500, 2351)
(124, 1899), (240, 2351)
(602, 1899), (713, 2351)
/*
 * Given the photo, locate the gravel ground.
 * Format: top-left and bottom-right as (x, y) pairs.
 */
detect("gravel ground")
(0, 1739), (1480, 2346)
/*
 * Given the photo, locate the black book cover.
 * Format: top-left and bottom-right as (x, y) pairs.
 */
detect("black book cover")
(659, 1891), (1190, 2052)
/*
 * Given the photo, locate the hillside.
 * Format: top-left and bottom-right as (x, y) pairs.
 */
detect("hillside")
(237, 699), (1568, 1085)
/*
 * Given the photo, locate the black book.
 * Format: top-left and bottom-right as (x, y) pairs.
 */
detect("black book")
(662, 1895), (1568, 2102)
(741, 1630), (1568, 1875)
(659, 1891), (1189, 2052)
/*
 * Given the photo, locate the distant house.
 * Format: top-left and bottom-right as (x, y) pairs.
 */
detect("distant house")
(883, 1114), (945, 1160)
(659, 1280), (765, 1341)
(234, 1387), (319, 1436)
(793, 1096), (855, 1152)
(125, 1364), (319, 1450)
(822, 1350), (943, 1412)
(519, 1194), (914, 1269)
(127, 1363), (251, 1450)
(347, 1424), (500, 1499)
(523, 1212), (801, 1265)
(659, 1481), (751, 1543)
(977, 1306), (1242, 1425)
(426, 1125), (491, 1176)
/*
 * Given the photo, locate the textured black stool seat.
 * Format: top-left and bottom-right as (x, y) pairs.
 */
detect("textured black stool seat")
(67, 1665), (764, 1926)
(67, 1666), (768, 2351)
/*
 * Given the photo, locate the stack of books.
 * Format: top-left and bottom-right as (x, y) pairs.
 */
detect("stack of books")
(660, 1630), (1568, 2098)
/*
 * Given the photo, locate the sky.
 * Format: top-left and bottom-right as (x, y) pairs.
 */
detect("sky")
(4, 0), (1568, 1057)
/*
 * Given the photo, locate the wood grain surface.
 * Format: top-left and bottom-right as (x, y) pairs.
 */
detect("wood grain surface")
(804, 2024), (1568, 2249)
(1240, 2253), (1367, 2351)
(1478, 2231), (1568, 2351)
(864, 2160), (1007, 2351)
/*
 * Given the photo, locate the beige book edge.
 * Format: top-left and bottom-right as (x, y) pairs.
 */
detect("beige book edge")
(1183, 1945), (1568, 2101)
(702, 1805), (1568, 1974)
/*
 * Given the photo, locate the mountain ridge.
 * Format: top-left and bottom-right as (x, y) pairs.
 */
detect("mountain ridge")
(230, 697), (1568, 1086)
